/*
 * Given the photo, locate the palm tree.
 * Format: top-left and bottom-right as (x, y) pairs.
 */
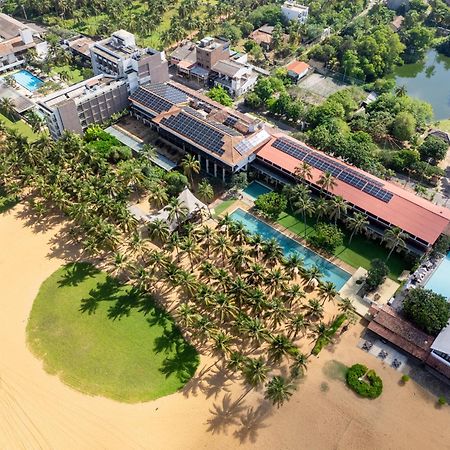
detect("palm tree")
(197, 179), (214, 204)
(167, 197), (188, 228)
(229, 276), (249, 306)
(268, 334), (298, 364)
(315, 197), (329, 224)
(329, 196), (348, 225)
(265, 268), (288, 295)
(177, 303), (199, 330)
(213, 292), (237, 321)
(199, 260), (215, 280)
(147, 219), (169, 244)
(318, 172), (337, 194)
(148, 183), (168, 208)
(246, 262), (266, 286)
(294, 162), (313, 182)
(237, 357), (269, 404)
(265, 376), (296, 408)
(289, 352), (309, 379)
(346, 212), (369, 244)
(295, 195), (315, 239)
(0, 97), (16, 120)
(59, 69), (71, 84)
(266, 297), (288, 329)
(383, 227), (407, 260)
(199, 224), (215, 257)
(309, 322), (329, 345)
(286, 313), (309, 339)
(230, 246), (251, 271)
(218, 213), (233, 236)
(304, 299), (324, 321)
(303, 265), (323, 290)
(180, 153), (200, 188)
(248, 234), (264, 259)
(211, 331), (234, 360)
(338, 297), (356, 315)
(282, 253), (305, 280)
(213, 234), (232, 266)
(229, 221), (248, 245)
(180, 235), (201, 269)
(111, 252), (129, 277)
(240, 317), (269, 348)
(177, 269), (199, 296)
(246, 287), (268, 317)
(318, 281), (337, 306)
(261, 238), (283, 266)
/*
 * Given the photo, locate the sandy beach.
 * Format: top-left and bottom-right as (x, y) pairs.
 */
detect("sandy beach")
(1, 204), (450, 450)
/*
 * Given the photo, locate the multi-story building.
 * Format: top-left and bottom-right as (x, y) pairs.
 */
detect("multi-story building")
(0, 13), (47, 71)
(90, 30), (169, 92)
(281, 1), (309, 23)
(210, 59), (258, 97)
(38, 75), (129, 139)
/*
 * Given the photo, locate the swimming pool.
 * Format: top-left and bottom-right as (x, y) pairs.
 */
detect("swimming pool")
(10, 70), (43, 91)
(243, 181), (273, 200)
(229, 208), (351, 290)
(425, 253), (450, 299)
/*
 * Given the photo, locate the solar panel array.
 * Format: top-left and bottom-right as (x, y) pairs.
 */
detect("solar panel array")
(272, 138), (393, 203)
(213, 122), (241, 137)
(161, 112), (225, 155)
(224, 115), (238, 127)
(145, 83), (188, 104)
(130, 88), (173, 114)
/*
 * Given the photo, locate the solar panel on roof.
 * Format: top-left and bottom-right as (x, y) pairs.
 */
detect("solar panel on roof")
(160, 112), (225, 156)
(224, 116), (238, 127)
(145, 83), (188, 104)
(130, 88), (173, 114)
(272, 137), (393, 203)
(213, 123), (241, 136)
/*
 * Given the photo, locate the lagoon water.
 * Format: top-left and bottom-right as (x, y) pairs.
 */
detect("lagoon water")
(390, 49), (450, 121)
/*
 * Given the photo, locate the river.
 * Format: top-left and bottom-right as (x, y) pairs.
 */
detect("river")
(389, 49), (450, 121)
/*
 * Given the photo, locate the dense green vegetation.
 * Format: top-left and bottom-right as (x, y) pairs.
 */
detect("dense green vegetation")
(365, 259), (389, 291)
(346, 364), (383, 399)
(255, 191), (288, 220)
(0, 184), (19, 213)
(311, 313), (346, 356)
(27, 262), (199, 402)
(403, 288), (450, 335)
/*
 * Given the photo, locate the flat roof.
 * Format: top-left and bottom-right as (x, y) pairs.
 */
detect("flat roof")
(0, 83), (34, 113)
(256, 133), (450, 244)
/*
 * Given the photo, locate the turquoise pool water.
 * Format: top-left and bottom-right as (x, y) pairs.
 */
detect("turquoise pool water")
(425, 253), (450, 299)
(11, 70), (43, 91)
(229, 208), (351, 290)
(243, 181), (272, 200)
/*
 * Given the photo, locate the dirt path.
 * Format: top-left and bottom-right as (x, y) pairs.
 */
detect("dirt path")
(1, 204), (450, 449)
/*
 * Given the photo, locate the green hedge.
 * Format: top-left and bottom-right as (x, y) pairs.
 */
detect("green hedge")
(346, 364), (383, 399)
(311, 314), (347, 356)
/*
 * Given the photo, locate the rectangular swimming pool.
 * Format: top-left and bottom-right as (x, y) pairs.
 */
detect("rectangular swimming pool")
(229, 208), (351, 290)
(10, 70), (44, 91)
(425, 252), (450, 299)
(243, 181), (273, 200)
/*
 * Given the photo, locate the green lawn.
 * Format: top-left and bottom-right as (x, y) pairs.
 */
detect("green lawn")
(50, 64), (85, 84)
(277, 211), (410, 280)
(27, 262), (199, 403)
(214, 199), (237, 217)
(0, 112), (38, 141)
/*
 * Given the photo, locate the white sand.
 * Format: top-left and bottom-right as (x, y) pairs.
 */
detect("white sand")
(1, 204), (450, 449)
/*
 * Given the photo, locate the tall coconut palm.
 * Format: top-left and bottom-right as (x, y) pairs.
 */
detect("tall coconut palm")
(197, 179), (214, 204)
(318, 172), (337, 194)
(213, 292), (237, 321)
(265, 267), (288, 295)
(148, 183), (168, 208)
(294, 162), (313, 182)
(284, 284), (306, 309)
(218, 213), (233, 236)
(237, 357), (269, 404)
(229, 276), (249, 306)
(180, 235), (201, 270)
(309, 321), (329, 345)
(227, 350), (245, 373)
(211, 331), (234, 360)
(261, 238), (283, 266)
(167, 197), (189, 228)
(304, 299), (324, 321)
(199, 224), (215, 257)
(338, 297), (356, 315)
(318, 281), (337, 306)
(329, 195), (348, 225)
(180, 153), (200, 188)
(246, 287), (268, 317)
(268, 334), (298, 364)
(295, 195), (315, 239)
(314, 197), (329, 224)
(266, 297), (288, 329)
(213, 234), (232, 266)
(346, 212), (369, 244)
(229, 221), (248, 245)
(148, 218), (170, 244)
(248, 234), (264, 259)
(230, 246), (252, 271)
(264, 376), (296, 408)
(289, 352), (309, 379)
(199, 260), (216, 280)
(383, 227), (407, 260)
(177, 303), (198, 330)
(286, 313), (309, 339)
(239, 316), (270, 349)
(246, 262), (266, 286)
(303, 265), (323, 290)
(282, 253), (305, 280)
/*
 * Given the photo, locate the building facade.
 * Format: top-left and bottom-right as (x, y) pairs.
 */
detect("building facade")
(38, 75), (129, 139)
(281, 1), (309, 23)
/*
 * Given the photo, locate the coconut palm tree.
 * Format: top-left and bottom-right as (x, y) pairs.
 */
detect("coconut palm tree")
(167, 197), (189, 228)
(193, 314), (216, 343)
(0, 97), (16, 120)
(211, 331), (234, 360)
(304, 299), (324, 321)
(329, 195), (348, 225)
(199, 224), (215, 257)
(265, 376), (296, 408)
(239, 316), (270, 348)
(218, 213), (233, 236)
(303, 265), (323, 290)
(213, 292), (237, 321)
(286, 313), (309, 339)
(246, 262), (266, 286)
(229, 221), (248, 245)
(228, 350), (245, 373)
(246, 287), (268, 317)
(268, 334), (298, 364)
(317, 172), (337, 194)
(199, 260), (216, 280)
(282, 253), (305, 280)
(294, 162), (313, 182)
(230, 246), (252, 271)
(180, 235), (201, 270)
(338, 297), (356, 315)
(289, 352), (309, 379)
(148, 218), (170, 244)
(111, 252), (129, 277)
(265, 268), (288, 295)
(212, 234), (232, 266)
(261, 238), (283, 266)
(346, 212), (369, 244)
(314, 197), (329, 224)
(318, 281), (337, 306)
(239, 357), (269, 401)
(248, 234), (264, 259)
(180, 153), (200, 188)
(295, 195), (315, 239)
(309, 321), (329, 344)
(229, 276), (249, 306)
(197, 179), (214, 204)
(284, 284), (306, 309)
(177, 303), (199, 329)
(266, 297), (288, 329)
(165, 230), (181, 259)
(148, 183), (168, 208)
(383, 227), (407, 260)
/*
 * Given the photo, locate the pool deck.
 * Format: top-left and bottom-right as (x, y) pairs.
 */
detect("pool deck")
(216, 199), (357, 278)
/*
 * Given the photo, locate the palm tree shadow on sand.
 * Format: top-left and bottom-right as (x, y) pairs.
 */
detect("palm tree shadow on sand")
(233, 402), (273, 444)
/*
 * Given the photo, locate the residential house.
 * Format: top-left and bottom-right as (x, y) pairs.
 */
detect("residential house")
(210, 59), (258, 97)
(250, 25), (275, 51)
(281, 1), (309, 23)
(285, 60), (310, 82)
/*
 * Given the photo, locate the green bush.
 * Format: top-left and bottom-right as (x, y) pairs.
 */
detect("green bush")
(311, 314), (347, 356)
(401, 374), (410, 384)
(346, 364), (383, 399)
(438, 396), (447, 406)
(365, 259), (389, 291)
(309, 223), (344, 252)
(254, 192), (287, 220)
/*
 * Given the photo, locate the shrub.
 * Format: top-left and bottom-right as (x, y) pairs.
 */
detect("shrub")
(401, 374), (410, 384)
(254, 192), (287, 220)
(309, 223), (344, 252)
(365, 259), (389, 291)
(419, 135), (448, 162)
(438, 396), (447, 406)
(403, 288), (450, 336)
(346, 364), (383, 399)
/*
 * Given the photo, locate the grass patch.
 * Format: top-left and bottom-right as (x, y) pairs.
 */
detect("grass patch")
(277, 210), (410, 280)
(27, 262), (199, 403)
(435, 119), (450, 133)
(214, 199), (237, 217)
(50, 64), (85, 84)
(0, 112), (38, 141)
(311, 314), (346, 356)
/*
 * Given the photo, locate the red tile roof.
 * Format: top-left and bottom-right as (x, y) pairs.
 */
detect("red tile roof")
(286, 60), (310, 74)
(256, 134), (450, 244)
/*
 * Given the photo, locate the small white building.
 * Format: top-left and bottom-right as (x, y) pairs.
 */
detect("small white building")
(210, 59), (258, 97)
(281, 1), (309, 24)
